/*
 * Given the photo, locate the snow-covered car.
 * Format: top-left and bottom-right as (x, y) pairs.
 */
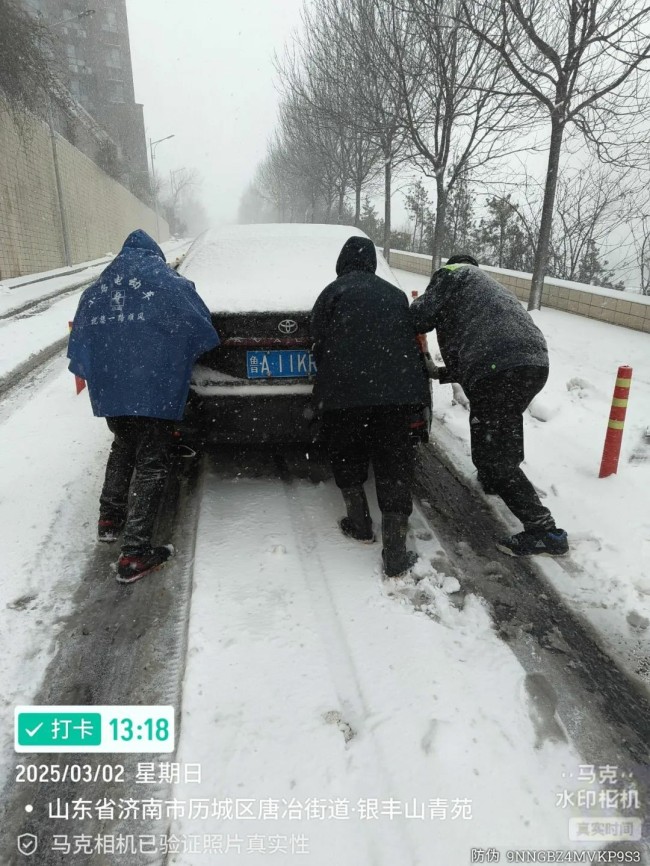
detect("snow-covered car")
(178, 223), (431, 445)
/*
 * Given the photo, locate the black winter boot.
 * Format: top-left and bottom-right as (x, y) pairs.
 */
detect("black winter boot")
(381, 513), (418, 577)
(339, 487), (375, 542)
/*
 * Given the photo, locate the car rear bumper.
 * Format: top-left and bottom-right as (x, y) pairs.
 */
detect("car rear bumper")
(179, 390), (315, 446)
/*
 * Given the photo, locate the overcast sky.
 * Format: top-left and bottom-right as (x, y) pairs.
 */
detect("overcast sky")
(125, 0), (305, 226)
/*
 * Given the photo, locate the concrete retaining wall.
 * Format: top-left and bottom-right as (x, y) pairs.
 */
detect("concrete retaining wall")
(0, 100), (168, 280)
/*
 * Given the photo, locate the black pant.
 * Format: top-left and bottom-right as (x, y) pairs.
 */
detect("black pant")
(322, 406), (418, 516)
(466, 366), (554, 532)
(99, 417), (173, 553)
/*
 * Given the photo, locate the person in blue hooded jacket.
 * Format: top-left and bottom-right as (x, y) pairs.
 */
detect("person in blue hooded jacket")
(68, 230), (219, 583)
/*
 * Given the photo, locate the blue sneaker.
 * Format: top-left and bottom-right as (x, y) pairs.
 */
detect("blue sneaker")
(496, 528), (569, 557)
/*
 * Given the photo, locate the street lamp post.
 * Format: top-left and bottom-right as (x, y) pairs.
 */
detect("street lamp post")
(42, 9), (95, 267)
(149, 135), (175, 242)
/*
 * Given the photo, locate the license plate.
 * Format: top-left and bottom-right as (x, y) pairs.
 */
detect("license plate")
(246, 350), (316, 379)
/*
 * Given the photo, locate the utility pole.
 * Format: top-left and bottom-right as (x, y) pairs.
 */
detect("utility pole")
(149, 134), (175, 242)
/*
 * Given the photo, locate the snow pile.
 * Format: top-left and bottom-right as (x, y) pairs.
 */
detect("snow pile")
(180, 223), (402, 313)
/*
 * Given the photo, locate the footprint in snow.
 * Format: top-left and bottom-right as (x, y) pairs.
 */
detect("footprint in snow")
(323, 710), (355, 743)
(626, 610), (649, 631)
(566, 376), (595, 398)
(6, 594), (38, 611)
(523, 673), (568, 750)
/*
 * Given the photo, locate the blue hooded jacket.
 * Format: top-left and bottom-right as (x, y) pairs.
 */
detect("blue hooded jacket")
(67, 230), (219, 420)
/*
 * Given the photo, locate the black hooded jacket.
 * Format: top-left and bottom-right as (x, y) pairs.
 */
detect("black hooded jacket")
(410, 264), (548, 393)
(310, 236), (430, 412)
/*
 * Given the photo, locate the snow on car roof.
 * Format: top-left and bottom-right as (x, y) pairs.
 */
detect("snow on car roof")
(179, 223), (403, 312)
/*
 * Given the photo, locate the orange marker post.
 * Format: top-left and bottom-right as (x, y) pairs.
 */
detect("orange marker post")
(599, 365), (632, 478)
(67, 321), (87, 395)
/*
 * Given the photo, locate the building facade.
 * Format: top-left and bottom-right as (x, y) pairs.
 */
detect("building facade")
(23, 0), (149, 199)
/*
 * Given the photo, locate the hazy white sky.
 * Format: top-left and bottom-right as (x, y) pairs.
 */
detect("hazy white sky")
(126, 0), (305, 226)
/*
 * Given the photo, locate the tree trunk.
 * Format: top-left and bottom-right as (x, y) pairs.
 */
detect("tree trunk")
(383, 158), (392, 263)
(337, 185), (345, 223)
(431, 178), (447, 272)
(529, 119), (564, 310)
(354, 181), (362, 227)
(499, 220), (505, 268)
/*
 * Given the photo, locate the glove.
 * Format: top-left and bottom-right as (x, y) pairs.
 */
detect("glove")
(424, 353), (443, 379)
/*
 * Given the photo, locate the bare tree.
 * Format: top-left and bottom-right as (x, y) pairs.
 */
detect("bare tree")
(335, 0), (411, 258)
(160, 168), (200, 235)
(405, 179), (431, 251)
(464, 0), (650, 308)
(167, 168), (198, 208)
(279, 92), (350, 221)
(278, 0), (409, 254)
(548, 164), (630, 283)
(277, 2), (386, 227)
(633, 217), (650, 295)
(625, 193), (650, 294)
(375, 0), (529, 270)
(0, 0), (59, 133)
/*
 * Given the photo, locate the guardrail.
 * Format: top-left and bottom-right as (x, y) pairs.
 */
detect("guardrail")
(389, 249), (650, 334)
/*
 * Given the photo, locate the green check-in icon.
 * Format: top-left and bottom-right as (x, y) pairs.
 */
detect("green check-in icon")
(17, 713), (102, 747)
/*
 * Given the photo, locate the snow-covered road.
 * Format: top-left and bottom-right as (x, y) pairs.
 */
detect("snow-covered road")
(169, 459), (594, 863)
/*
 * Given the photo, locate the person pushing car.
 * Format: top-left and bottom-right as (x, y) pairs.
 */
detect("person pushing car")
(68, 229), (219, 583)
(310, 235), (430, 577)
(410, 254), (568, 557)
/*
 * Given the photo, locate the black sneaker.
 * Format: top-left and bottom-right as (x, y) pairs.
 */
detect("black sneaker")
(496, 529), (569, 557)
(116, 545), (175, 584)
(97, 518), (125, 543)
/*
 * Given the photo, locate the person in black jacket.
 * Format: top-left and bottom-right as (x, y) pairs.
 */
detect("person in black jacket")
(410, 254), (568, 557)
(311, 236), (430, 577)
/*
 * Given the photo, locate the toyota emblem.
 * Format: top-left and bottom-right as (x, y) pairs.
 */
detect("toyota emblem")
(278, 319), (298, 334)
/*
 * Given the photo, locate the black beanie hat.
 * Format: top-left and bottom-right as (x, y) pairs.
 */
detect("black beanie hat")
(446, 253), (478, 266)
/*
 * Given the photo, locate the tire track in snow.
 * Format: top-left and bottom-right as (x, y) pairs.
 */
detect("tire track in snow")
(0, 339), (68, 403)
(0, 457), (203, 866)
(276, 455), (423, 866)
(0, 280), (92, 322)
